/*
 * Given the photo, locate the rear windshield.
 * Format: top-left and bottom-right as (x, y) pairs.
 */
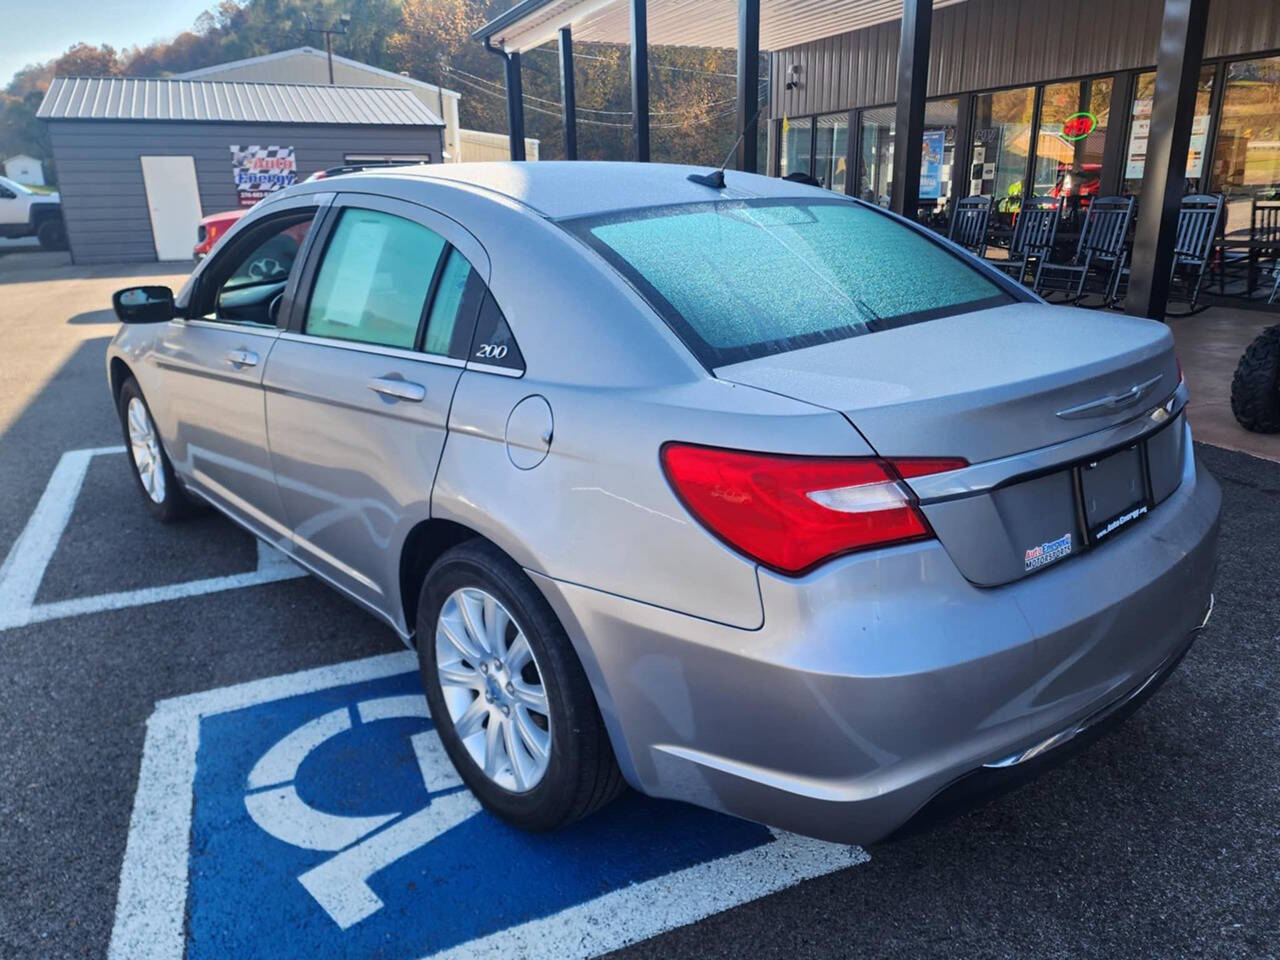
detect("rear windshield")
(565, 197), (1016, 367)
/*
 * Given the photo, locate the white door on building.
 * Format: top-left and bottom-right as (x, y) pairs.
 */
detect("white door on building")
(140, 156), (202, 260)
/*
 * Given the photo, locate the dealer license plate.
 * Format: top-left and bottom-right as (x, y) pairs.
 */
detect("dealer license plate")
(1079, 444), (1149, 544)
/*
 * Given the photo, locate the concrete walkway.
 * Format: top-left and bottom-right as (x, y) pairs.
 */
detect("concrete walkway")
(1167, 306), (1280, 463)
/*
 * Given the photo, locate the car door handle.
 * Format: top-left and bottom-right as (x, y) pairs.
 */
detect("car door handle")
(225, 348), (259, 367)
(368, 377), (426, 402)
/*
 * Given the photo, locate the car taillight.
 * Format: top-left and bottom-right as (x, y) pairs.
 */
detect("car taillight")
(660, 443), (966, 576)
(197, 225), (207, 243)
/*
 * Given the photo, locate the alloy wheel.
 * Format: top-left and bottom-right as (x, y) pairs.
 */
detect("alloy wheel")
(126, 396), (166, 504)
(435, 587), (551, 792)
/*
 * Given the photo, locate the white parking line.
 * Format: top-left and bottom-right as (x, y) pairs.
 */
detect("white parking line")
(0, 446), (306, 631)
(109, 652), (870, 960)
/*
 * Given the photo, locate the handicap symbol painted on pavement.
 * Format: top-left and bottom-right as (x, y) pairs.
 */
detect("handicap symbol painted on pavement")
(111, 653), (868, 960)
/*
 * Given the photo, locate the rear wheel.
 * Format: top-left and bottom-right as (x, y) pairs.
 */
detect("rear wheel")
(416, 539), (625, 830)
(36, 217), (67, 251)
(117, 378), (197, 522)
(1230, 325), (1280, 434)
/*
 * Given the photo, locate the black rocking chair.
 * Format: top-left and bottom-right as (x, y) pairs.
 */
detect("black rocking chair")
(1035, 195), (1135, 305)
(985, 196), (1060, 287)
(948, 195), (993, 258)
(1115, 194), (1223, 314)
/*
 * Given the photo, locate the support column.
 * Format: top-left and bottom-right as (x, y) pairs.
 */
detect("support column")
(736, 0), (761, 172)
(631, 0), (650, 162)
(890, 0), (933, 218)
(1125, 0), (1211, 319)
(559, 27), (578, 161)
(504, 50), (527, 161)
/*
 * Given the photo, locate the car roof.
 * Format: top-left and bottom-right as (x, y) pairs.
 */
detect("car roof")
(328, 160), (840, 221)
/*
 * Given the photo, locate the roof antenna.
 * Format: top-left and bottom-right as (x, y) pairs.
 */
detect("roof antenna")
(687, 103), (765, 189)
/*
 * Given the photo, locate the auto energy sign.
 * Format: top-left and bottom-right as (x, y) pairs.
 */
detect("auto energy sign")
(231, 145), (296, 207)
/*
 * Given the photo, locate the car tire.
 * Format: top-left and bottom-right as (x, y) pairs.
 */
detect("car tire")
(117, 377), (197, 522)
(36, 217), (67, 251)
(416, 539), (625, 831)
(1230, 325), (1280, 434)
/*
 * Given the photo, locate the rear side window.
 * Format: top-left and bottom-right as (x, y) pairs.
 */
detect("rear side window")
(423, 248), (478, 358)
(567, 198), (1015, 367)
(305, 208), (445, 349)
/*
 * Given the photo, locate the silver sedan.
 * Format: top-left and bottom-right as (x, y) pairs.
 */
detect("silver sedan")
(106, 162), (1219, 843)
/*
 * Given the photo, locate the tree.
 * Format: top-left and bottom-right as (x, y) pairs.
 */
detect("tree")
(51, 43), (123, 77)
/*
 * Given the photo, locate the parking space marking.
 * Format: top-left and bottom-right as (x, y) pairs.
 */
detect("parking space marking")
(0, 446), (306, 631)
(110, 652), (870, 960)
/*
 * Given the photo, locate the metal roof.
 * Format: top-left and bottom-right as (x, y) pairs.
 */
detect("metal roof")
(171, 47), (462, 100)
(37, 77), (444, 126)
(476, 0), (969, 53)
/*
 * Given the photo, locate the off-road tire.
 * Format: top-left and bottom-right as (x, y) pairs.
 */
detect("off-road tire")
(1230, 325), (1280, 434)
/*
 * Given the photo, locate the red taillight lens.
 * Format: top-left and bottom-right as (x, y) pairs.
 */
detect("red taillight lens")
(660, 444), (965, 575)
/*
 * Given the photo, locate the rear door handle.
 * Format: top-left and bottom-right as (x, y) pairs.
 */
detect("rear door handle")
(225, 348), (259, 367)
(368, 377), (426, 402)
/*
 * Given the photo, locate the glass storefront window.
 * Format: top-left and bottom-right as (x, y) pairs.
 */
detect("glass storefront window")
(919, 98), (959, 228)
(854, 101), (956, 221)
(1211, 55), (1280, 236)
(813, 113), (849, 192)
(1034, 78), (1112, 218)
(780, 116), (813, 178)
(1122, 66), (1215, 196)
(858, 108), (895, 207)
(970, 86), (1036, 220)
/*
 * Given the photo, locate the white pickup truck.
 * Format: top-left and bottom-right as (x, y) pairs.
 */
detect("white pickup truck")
(0, 175), (66, 249)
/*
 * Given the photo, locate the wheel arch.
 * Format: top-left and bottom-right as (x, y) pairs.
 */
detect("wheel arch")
(108, 355), (134, 404)
(398, 518), (485, 641)
(397, 516), (641, 788)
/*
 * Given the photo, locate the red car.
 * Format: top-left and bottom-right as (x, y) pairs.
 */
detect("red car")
(193, 208), (248, 260)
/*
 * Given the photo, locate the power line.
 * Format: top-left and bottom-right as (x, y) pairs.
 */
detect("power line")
(441, 63), (761, 118)
(445, 72), (741, 129)
(527, 45), (741, 80)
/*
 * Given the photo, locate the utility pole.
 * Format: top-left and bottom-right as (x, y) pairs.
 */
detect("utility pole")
(307, 13), (352, 84)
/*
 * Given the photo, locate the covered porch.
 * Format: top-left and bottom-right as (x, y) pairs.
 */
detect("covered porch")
(475, 0), (1280, 321)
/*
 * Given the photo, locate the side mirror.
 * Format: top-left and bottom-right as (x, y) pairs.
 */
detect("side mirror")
(112, 286), (175, 324)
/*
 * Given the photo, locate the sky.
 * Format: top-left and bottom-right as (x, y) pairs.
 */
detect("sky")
(3, 0), (213, 88)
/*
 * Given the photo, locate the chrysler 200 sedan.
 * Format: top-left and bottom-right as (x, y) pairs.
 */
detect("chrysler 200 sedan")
(106, 162), (1219, 843)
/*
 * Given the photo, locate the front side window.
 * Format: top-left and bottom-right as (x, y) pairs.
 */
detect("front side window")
(569, 198), (1014, 367)
(305, 208), (446, 349)
(203, 214), (314, 326)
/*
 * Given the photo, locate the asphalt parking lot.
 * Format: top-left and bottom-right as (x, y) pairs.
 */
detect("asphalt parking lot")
(2, 252), (1279, 960)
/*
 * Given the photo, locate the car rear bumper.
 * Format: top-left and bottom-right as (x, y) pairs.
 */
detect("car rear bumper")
(532, 427), (1220, 844)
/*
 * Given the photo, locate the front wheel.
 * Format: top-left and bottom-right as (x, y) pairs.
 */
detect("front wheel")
(1230, 325), (1280, 434)
(416, 540), (625, 831)
(117, 377), (197, 522)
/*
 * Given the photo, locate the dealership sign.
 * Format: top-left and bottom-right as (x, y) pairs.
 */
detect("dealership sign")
(231, 145), (297, 207)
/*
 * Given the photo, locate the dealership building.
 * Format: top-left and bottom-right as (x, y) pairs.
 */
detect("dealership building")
(475, 0), (1280, 318)
(36, 76), (444, 263)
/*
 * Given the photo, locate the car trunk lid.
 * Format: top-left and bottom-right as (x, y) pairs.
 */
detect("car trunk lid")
(714, 302), (1183, 586)
(715, 303), (1176, 463)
